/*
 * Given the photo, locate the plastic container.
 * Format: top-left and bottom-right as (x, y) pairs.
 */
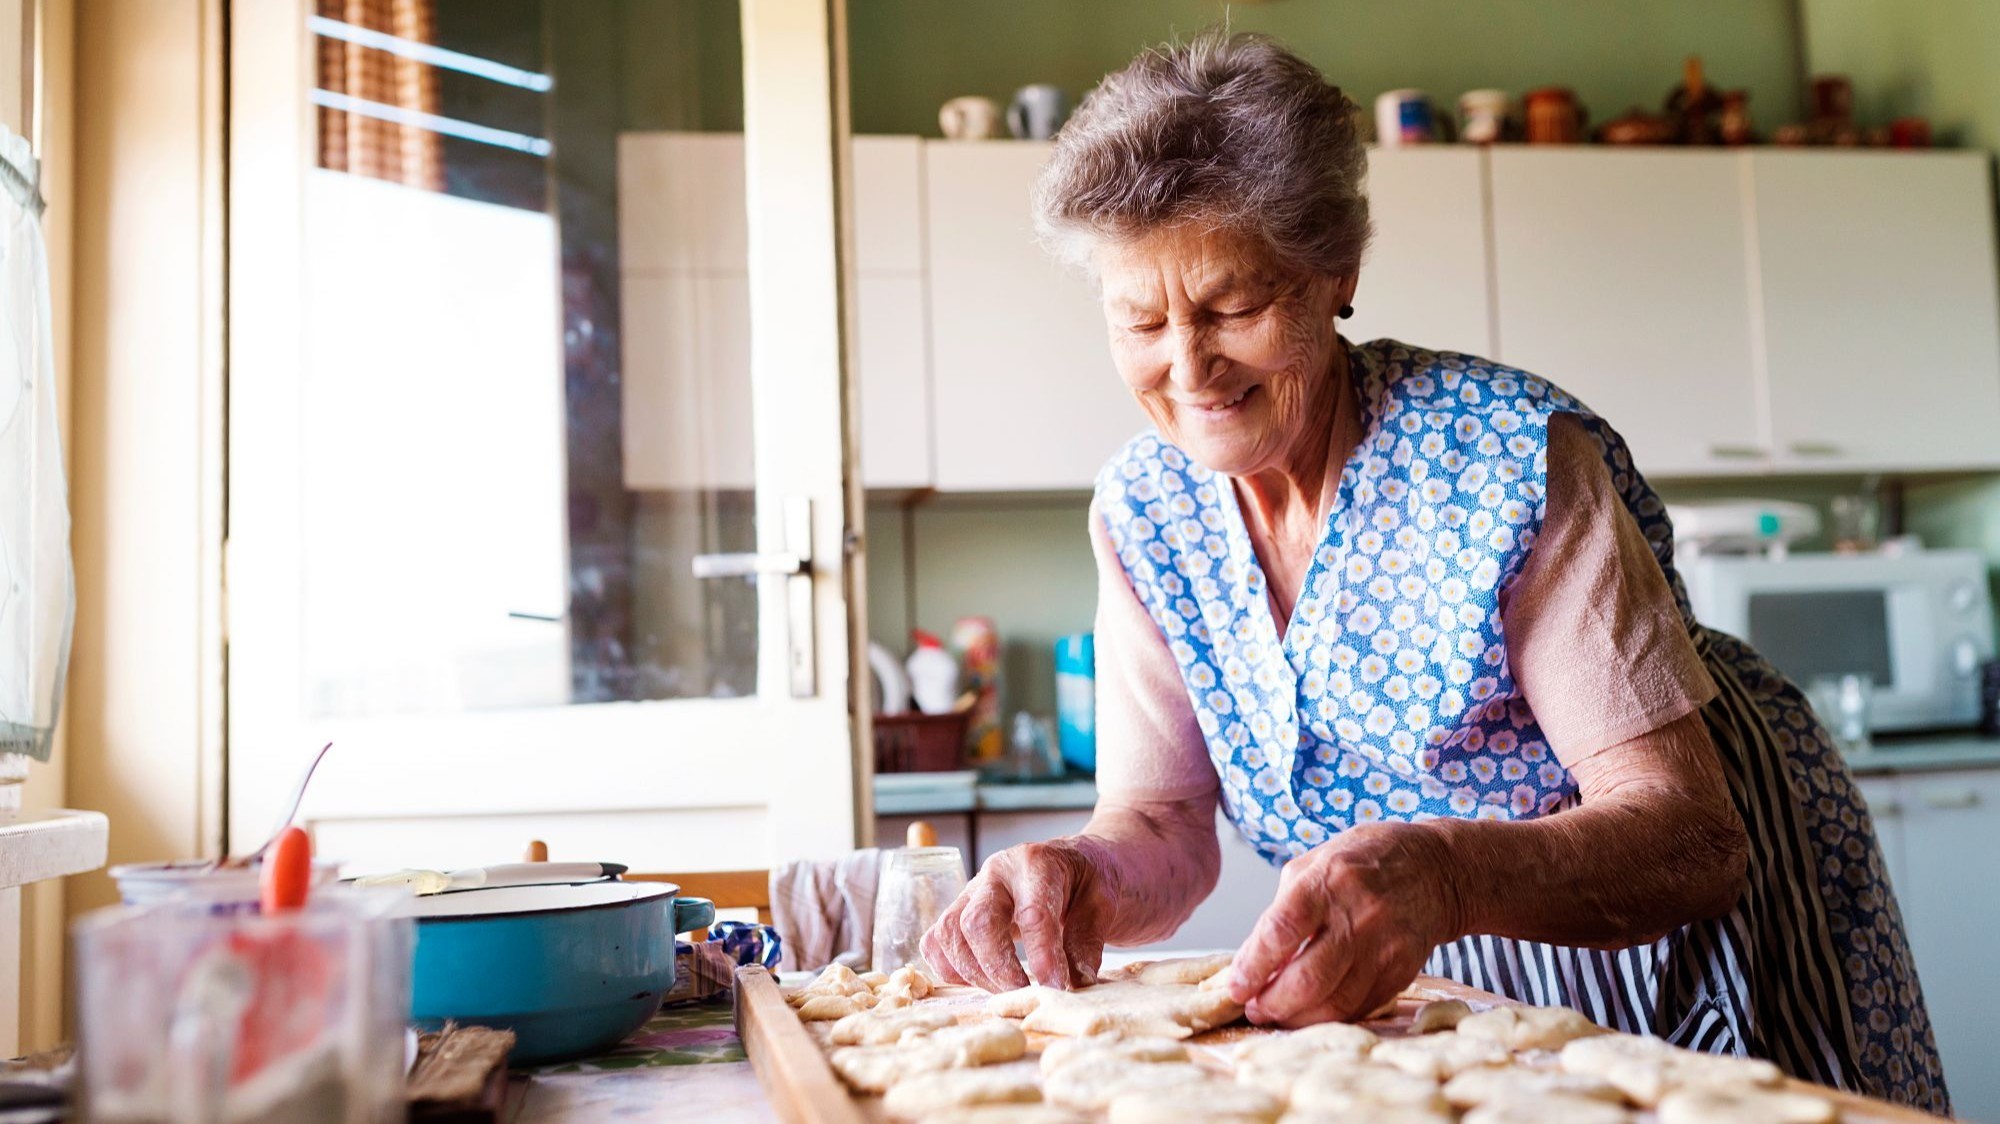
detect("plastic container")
(1053, 632), (1096, 774)
(949, 617), (1002, 761)
(905, 630), (960, 715)
(110, 858), (345, 913)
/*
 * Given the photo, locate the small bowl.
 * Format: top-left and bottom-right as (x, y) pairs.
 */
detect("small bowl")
(110, 858), (344, 912)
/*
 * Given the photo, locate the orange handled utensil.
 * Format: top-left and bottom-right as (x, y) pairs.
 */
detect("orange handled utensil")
(260, 826), (313, 914)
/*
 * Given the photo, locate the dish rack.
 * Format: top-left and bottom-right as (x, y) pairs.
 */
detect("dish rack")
(872, 712), (970, 773)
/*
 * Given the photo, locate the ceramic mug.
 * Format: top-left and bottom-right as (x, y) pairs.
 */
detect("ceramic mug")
(939, 95), (1005, 141)
(1007, 84), (1069, 140)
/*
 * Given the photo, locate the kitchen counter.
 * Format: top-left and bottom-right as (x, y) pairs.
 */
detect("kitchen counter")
(1842, 734), (2000, 775)
(874, 772), (1098, 816)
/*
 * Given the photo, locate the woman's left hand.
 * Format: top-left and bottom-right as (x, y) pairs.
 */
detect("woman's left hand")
(1225, 822), (1462, 1027)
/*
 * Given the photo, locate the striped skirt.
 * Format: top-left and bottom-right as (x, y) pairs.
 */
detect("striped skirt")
(1423, 626), (1949, 1115)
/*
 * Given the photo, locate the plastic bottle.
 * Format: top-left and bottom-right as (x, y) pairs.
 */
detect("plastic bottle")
(905, 631), (960, 715)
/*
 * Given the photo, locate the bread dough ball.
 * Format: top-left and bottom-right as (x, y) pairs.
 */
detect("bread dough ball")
(861, 970), (891, 988)
(1042, 1061), (1214, 1111)
(1369, 1032), (1512, 1080)
(798, 993), (876, 1021)
(1558, 1034), (1782, 1107)
(1656, 1087), (1836, 1124)
(1039, 1034), (1188, 1076)
(1441, 1064), (1624, 1107)
(829, 1006), (958, 1046)
(1108, 1081), (1280, 1124)
(913, 1108), (1087, 1124)
(883, 964), (937, 1003)
(882, 1062), (1043, 1120)
(1456, 1005), (1604, 1052)
(1279, 1110), (1453, 1124)
(829, 1022), (1027, 1094)
(1410, 999), (1472, 1034)
(1230, 1024), (1382, 1096)
(1288, 1060), (1448, 1114)
(1463, 1094), (1634, 1124)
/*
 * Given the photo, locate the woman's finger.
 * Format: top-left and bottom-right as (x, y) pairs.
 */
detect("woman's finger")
(959, 882), (1032, 991)
(1061, 914), (1104, 989)
(1244, 930), (1358, 1026)
(1013, 860), (1079, 988)
(1228, 867), (1323, 1002)
(920, 897), (979, 987)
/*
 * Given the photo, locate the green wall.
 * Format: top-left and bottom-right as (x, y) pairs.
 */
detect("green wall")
(849, 0), (1804, 137)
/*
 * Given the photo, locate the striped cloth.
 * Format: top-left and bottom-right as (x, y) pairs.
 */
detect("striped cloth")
(1425, 625), (1949, 1115)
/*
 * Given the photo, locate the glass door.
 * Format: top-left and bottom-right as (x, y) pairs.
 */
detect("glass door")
(227, 0), (865, 872)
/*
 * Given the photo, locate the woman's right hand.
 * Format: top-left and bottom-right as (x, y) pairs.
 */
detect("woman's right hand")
(919, 837), (1114, 992)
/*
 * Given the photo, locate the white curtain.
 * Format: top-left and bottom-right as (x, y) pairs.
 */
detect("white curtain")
(0, 124), (69, 760)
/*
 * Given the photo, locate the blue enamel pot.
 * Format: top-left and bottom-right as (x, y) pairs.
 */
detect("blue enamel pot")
(402, 881), (715, 1066)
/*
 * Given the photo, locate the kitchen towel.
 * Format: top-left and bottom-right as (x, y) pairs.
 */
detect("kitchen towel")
(771, 848), (882, 973)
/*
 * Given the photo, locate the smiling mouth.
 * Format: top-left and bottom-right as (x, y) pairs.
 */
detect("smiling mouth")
(1189, 385), (1257, 415)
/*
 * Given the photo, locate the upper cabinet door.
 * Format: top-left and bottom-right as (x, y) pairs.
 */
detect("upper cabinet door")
(1750, 151), (2000, 472)
(1347, 147), (1493, 358)
(1490, 149), (1766, 476)
(925, 142), (1139, 492)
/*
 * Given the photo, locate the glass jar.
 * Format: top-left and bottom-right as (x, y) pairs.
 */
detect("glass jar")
(872, 846), (967, 974)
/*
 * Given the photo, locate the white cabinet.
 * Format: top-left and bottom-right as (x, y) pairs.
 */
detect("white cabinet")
(1749, 151), (2000, 472)
(617, 132), (934, 490)
(1348, 147), (1494, 358)
(1859, 767), (2000, 1122)
(925, 141), (1136, 492)
(1489, 149), (1765, 476)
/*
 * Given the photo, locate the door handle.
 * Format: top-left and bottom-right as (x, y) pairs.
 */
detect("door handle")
(690, 496), (817, 698)
(1707, 444), (1768, 460)
(1788, 441), (1842, 457)
(1917, 787), (1980, 811)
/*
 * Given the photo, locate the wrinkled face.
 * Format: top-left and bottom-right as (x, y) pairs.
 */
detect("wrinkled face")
(1094, 225), (1352, 478)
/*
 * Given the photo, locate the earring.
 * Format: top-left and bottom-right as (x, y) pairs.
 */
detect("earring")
(1338, 304), (1354, 319)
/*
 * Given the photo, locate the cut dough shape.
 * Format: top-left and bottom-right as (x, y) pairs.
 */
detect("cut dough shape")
(829, 1022), (1027, 1093)
(861, 970), (890, 988)
(798, 993), (876, 1021)
(1287, 1060), (1448, 1114)
(990, 980), (1244, 1040)
(1369, 1032), (1511, 1080)
(1410, 999), (1472, 1034)
(1108, 1082), (1281, 1124)
(1230, 1024), (1382, 1095)
(1042, 1061), (1215, 1111)
(829, 1005), (958, 1046)
(797, 962), (870, 1000)
(1279, 1110), (1453, 1124)
(914, 1108), (1088, 1124)
(882, 1062), (1043, 1120)
(1102, 953), (1236, 988)
(1558, 1034), (1782, 1107)
(1456, 1005), (1604, 1052)
(1656, 1087), (1836, 1124)
(1462, 1094), (1634, 1124)
(883, 964), (937, 1003)
(1038, 1035), (1188, 1076)
(1441, 1064), (1625, 1107)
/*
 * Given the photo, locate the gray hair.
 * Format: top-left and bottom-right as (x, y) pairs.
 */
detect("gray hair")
(1033, 30), (1371, 281)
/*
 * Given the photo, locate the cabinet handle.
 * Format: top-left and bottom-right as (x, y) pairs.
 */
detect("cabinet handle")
(1872, 800), (1903, 819)
(1707, 444), (1769, 460)
(1918, 787), (1980, 810)
(1788, 441), (1843, 457)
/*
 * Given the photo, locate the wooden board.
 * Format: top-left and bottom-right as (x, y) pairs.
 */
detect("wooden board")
(736, 966), (1947, 1123)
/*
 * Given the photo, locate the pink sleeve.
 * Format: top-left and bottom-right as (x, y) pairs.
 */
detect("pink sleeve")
(1088, 502), (1219, 804)
(1503, 413), (1718, 766)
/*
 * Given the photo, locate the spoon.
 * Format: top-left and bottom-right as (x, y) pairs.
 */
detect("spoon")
(218, 741), (334, 869)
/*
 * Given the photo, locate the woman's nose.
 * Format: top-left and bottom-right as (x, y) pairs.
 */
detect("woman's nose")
(1167, 328), (1226, 388)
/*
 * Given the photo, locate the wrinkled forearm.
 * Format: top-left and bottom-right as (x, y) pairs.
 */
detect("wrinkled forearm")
(1416, 713), (1749, 949)
(1068, 794), (1221, 947)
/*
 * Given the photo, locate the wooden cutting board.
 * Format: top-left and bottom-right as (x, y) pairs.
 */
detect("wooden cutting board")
(733, 967), (1945, 1124)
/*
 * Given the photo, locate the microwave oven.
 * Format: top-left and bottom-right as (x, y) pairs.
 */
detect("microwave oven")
(1678, 549), (1996, 733)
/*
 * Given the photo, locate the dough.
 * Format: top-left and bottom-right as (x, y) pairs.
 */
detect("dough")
(1440, 1064), (1624, 1107)
(829, 1022), (1027, 1093)
(1557, 1034), (1782, 1107)
(914, 1108), (1087, 1124)
(829, 1006), (958, 1046)
(1042, 1061), (1215, 1110)
(1369, 1032), (1511, 1080)
(1230, 1025), (1381, 1095)
(1455, 1005), (1604, 1052)
(795, 962), (871, 1003)
(1656, 1087), (1836, 1124)
(1279, 1110), (1452, 1124)
(1462, 1095), (1634, 1124)
(1107, 1082), (1280, 1124)
(1410, 999), (1472, 1034)
(861, 970), (891, 989)
(798, 993), (876, 1021)
(1287, 1060), (1449, 1114)
(1038, 1035), (1188, 1076)
(883, 964), (937, 1003)
(992, 980), (1244, 1039)
(882, 1062), (1043, 1120)
(1103, 953), (1237, 988)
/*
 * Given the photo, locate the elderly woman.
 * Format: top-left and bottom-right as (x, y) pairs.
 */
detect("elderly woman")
(919, 31), (1946, 1114)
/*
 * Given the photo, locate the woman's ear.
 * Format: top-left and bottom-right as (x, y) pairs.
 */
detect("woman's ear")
(1333, 273), (1360, 317)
